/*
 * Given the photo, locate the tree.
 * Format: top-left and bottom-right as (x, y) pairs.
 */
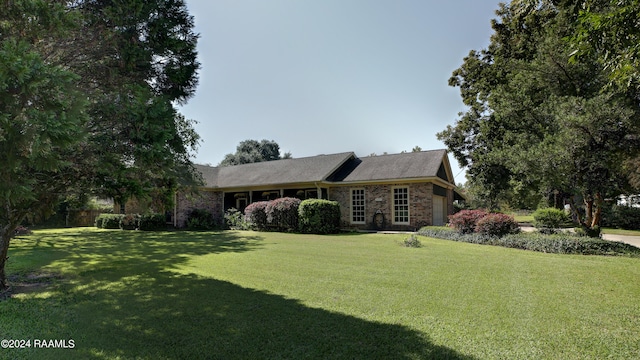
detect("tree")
(0, 0), (202, 290)
(219, 139), (291, 166)
(438, 0), (640, 234)
(0, 0), (87, 289)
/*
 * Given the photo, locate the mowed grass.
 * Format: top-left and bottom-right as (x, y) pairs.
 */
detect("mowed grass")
(2, 229), (640, 359)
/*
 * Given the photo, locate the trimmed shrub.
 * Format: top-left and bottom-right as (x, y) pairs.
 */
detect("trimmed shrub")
(265, 197), (301, 232)
(475, 213), (520, 237)
(448, 209), (488, 234)
(95, 214), (106, 228)
(101, 214), (124, 229)
(186, 208), (218, 230)
(224, 208), (250, 230)
(139, 213), (167, 231)
(533, 208), (570, 233)
(298, 199), (340, 234)
(244, 201), (269, 231)
(120, 213), (139, 230)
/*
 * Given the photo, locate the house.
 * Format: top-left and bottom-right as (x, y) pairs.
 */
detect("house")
(172, 149), (463, 231)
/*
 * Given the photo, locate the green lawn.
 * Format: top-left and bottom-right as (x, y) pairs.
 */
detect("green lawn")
(2, 228), (640, 359)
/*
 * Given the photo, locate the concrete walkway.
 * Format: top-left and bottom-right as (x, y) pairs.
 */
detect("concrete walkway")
(520, 226), (640, 248)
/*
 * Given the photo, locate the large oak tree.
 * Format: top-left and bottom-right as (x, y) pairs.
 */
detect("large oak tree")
(439, 0), (640, 235)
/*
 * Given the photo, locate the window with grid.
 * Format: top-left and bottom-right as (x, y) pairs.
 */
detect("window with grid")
(393, 187), (409, 224)
(351, 189), (365, 224)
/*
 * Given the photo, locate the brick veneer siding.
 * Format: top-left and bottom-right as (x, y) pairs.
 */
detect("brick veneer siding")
(329, 182), (434, 231)
(175, 190), (223, 227)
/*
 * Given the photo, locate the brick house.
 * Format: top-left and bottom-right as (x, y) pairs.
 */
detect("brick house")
(172, 149), (463, 231)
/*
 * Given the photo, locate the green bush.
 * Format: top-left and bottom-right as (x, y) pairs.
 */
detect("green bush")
(475, 213), (520, 237)
(100, 214), (124, 229)
(139, 213), (167, 231)
(244, 201), (269, 230)
(298, 199), (340, 234)
(533, 208), (570, 233)
(224, 208), (250, 230)
(605, 205), (640, 230)
(417, 227), (640, 256)
(186, 208), (218, 230)
(399, 234), (422, 248)
(95, 214), (106, 228)
(120, 213), (139, 230)
(265, 197), (301, 232)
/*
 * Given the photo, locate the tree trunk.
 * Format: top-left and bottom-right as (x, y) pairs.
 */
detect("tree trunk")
(591, 192), (603, 228)
(0, 225), (16, 291)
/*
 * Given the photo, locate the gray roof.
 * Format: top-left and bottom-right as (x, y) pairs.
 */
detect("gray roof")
(329, 149), (449, 183)
(195, 152), (355, 188)
(195, 149), (452, 189)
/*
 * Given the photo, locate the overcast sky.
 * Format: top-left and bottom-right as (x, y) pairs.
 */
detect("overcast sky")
(179, 0), (502, 184)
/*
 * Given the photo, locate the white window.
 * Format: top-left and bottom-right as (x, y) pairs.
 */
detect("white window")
(393, 187), (409, 224)
(351, 189), (365, 224)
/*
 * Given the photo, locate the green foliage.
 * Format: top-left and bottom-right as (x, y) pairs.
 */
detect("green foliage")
(99, 214), (125, 229)
(533, 208), (570, 233)
(244, 202), (269, 231)
(399, 234), (422, 248)
(265, 197), (301, 232)
(219, 139), (290, 166)
(138, 213), (167, 231)
(298, 199), (341, 234)
(603, 205), (640, 230)
(418, 227), (640, 257)
(439, 1), (640, 232)
(186, 209), (218, 230)
(119, 214), (139, 230)
(448, 209), (488, 234)
(475, 213), (520, 237)
(224, 208), (250, 230)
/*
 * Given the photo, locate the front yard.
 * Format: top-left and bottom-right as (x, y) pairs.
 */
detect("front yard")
(2, 228), (640, 359)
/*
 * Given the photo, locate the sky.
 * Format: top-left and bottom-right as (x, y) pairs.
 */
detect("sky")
(179, 0), (502, 184)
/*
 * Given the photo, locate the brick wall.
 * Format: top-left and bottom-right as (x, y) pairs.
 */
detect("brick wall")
(329, 182), (434, 231)
(175, 190), (223, 227)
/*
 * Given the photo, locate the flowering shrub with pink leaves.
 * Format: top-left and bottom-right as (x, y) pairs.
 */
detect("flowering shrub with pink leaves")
(475, 213), (520, 237)
(448, 209), (489, 234)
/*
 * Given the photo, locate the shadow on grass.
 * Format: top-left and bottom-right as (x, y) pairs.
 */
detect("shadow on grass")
(4, 229), (476, 359)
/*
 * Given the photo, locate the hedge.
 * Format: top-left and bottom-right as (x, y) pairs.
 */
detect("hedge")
(418, 227), (640, 256)
(139, 213), (167, 231)
(265, 197), (301, 232)
(298, 199), (340, 234)
(244, 201), (269, 231)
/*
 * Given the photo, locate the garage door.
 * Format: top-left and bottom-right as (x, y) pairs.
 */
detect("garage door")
(432, 195), (446, 226)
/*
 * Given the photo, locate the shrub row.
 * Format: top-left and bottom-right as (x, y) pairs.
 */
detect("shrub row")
(95, 213), (167, 231)
(448, 210), (520, 237)
(602, 205), (640, 230)
(418, 227), (640, 256)
(242, 197), (340, 234)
